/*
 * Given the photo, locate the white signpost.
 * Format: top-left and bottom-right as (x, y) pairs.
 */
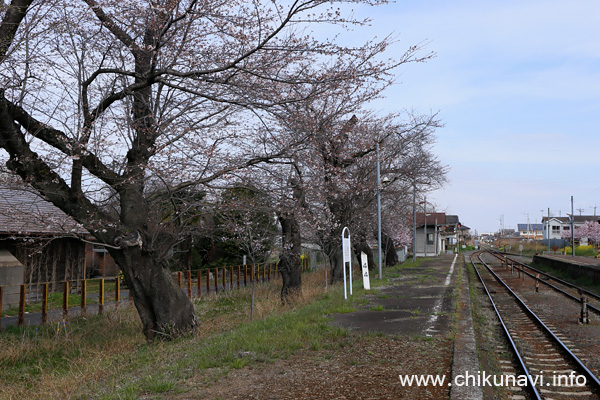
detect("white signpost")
(342, 227), (352, 299)
(360, 252), (371, 290)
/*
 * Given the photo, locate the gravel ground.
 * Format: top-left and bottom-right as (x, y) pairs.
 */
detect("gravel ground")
(176, 334), (453, 400)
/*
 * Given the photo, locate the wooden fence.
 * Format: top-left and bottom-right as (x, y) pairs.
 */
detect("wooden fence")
(0, 257), (313, 330)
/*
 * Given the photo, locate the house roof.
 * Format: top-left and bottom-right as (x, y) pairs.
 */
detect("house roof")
(542, 217), (569, 223)
(542, 216), (600, 224)
(415, 213), (461, 227)
(415, 212), (446, 226)
(569, 215), (600, 223)
(517, 223), (544, 230)
(0, 186), (86, 236)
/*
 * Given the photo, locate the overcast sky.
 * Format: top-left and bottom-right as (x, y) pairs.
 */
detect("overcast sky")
(342, 0), (600, 234)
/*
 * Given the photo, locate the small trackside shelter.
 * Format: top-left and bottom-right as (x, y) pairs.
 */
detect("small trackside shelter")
(415, 213), (467, 256)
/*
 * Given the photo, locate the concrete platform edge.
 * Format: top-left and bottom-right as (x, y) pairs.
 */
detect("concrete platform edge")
(450, 254), (483, 400)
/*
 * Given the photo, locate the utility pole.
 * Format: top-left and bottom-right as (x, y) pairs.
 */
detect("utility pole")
(547, 208), (550, 251)
(435, 218), (438, 256)
(571, 196), (575, 257)
(412, 183), (417, 263)
(424, 196), (427, 257)
(376, 142), (382, 279)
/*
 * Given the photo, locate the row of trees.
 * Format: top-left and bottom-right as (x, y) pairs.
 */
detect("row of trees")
(0, 0), (446, 340)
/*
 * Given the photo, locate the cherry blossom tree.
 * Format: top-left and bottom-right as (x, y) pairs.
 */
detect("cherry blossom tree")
(270, 99), (445, 283)
(584, 221), (600, 247)
(1, 0), (426, 339)
(562, 220), (600, 248)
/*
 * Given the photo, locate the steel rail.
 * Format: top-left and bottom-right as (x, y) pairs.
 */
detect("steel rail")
(486, 251), (600, 315)
(495, 250), (600, 302)
(469, 252), (542, 400)
(477, 251), (600, 392)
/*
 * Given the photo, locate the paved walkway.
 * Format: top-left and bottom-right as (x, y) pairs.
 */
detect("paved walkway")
(331, 253), (483, 399)
(332, 254), (459, 336)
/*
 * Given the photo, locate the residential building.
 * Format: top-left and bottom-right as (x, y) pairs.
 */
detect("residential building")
(414, 213), (467, 257)
(0, 186), (117, 292)
(517, 223), (544, 240)
(542, 215), (600, 240)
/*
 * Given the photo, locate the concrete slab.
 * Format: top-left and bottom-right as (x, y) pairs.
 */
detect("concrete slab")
(331, 254), (459, 337)
(373, 297), (439, 310)
(450, 254), (484, 400)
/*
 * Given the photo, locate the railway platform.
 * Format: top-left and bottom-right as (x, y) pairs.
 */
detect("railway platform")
(534, 253), (600, 282)
(535, 253), (600, 268)
(331, 254), (459, 336)
(331, 253), (483, 399)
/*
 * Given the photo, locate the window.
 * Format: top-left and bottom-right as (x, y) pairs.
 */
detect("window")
(552, 226), (560, 233)
(563, 226), (570, 231)
(427, 233), (434, 244)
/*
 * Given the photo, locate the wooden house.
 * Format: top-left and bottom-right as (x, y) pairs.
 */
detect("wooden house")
(0, 186), (117, 291)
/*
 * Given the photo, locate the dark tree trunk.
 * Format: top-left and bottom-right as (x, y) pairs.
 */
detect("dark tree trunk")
(382, 232), (399, 266)
(278, 212), (302, 301)
(354, 239), (376, 271)
(109, 247), (197, 340)
(329, 249), (344, 284)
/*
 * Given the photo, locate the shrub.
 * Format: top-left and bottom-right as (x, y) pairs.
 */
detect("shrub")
(562, 245), (597, 257)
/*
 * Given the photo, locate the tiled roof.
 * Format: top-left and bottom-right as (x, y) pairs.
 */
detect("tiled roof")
(415, 212), (447, 225)
(569, 215), (600, 223)
(0, 186), (87, 235)
(415, 213), (461, 226)
(542, 216), (600, 224)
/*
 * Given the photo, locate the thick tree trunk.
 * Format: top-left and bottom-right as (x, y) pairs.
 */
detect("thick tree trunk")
(278, 213), (302, 301)
(354, 239), (376, 271)
(109, 247), (197, 341)
(382, 232), (399, 266)
(329, 249), (344, 284)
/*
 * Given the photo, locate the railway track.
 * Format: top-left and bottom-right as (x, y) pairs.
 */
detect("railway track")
(470, 251), (600, 399)
(489, 251), (600, 316)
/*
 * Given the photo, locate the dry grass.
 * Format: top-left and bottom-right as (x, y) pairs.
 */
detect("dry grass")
(0, 269), (333, 400)
(0, 307), (142, 399)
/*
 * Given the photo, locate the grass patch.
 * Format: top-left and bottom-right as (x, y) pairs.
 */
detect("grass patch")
(369, 258), (425, 285)
(467, 255), (511, 400)
(0, 269), (372, 399)
(1, 257), (448, 399)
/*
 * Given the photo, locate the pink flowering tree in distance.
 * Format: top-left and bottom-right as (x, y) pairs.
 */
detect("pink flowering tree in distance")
(562, 220), (600, 248)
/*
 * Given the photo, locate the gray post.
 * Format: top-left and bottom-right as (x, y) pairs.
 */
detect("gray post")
(571, 195), (575, 256)
(412, 184), (417, 263)
(435, 218), (438, 256)
(580, 296), (589, 324)
(547, 208), (550, 251)
(424, 197), (427, 257)
(376, 142), (383, 279)
(456, 223), (459, 253)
